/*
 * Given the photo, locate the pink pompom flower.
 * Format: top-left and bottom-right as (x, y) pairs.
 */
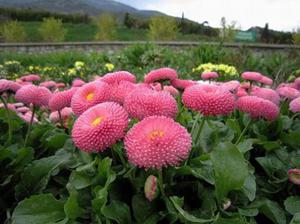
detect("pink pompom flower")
(20, 74), (40, 82)
(72, 78), (86, 87)
(241, 72), (263, 82)
(16, 106), (30, 113)
(124, 88), (178, 120)
(49, 107), (73, 126)
(259, 76), (273, 86)
(71, 81), (110, 116)
(277, 86), (300, 100)
(0, 79), (11, 93)
(125, 116), (192, 169)
(289, 97), (300, 113)
(163, 85), (179, 96)
(201, 72), (219, 80)
(56, 83), (66, 89)
(72, 102), (128, 152)
(8, 81), (22, 92)
(144, 67), (177, 84)
(170, 78), (197, 90)
(40, 81), (57, 89)
(236, 96), (279, 120)
(18, 111), (38, 124)
(251, 87), (280, 105)
(101, 71), (136, 84)
(15, 85), (52, 107)
(49, 88), (78, 112)
(182, 84), (235, 116)
(109, 80), (137, 105)
(221, 80), (240, 93)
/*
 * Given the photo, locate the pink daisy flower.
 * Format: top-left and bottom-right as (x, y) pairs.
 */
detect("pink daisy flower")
(18, 111), (38, 123)
(72, 79), (85, 87)
(125, 116), (192, 169)
(150, 82), (162, 91)
(49, 107), (73, 123)
(163, 85), (179, 96)
(236, 96), (279, 120)
(241, 72), (263, 82)
(0, 79), (11, 93)
(294, 77), (300, 89)
(109, 81), (137, 105)
(71, 81), (110, 116)
(16, 106), (30, 113)
(182, 84), (235, 116)
(144, 67), (177, 84)
(220, 80), (240, 92)
(289, 97), (300, 113)
(40, 81), (57, 89)
(251, 87), (280, 105)
(8, 81), (22, 92)
(13, 102), (24, 108)
(259, 76), (273, 86)
(170, 78), (197, 90)
(72, 102), (128, 152)
(0, 103), (16, 111)
(124, 88), (178, 120)
(277, 86), (300, 100)
(20, 74), (40, 82)
(288, 169), (300, 185)
(56, 83), (66, 89)
(15, 85), (52, 107)
(49, 88), (78, 112)
(101, 71), (136, 84)
(201, 72), (219, 80)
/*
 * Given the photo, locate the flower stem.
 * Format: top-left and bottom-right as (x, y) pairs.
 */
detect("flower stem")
(194, 117), (206, 146)
(235, 119), (252, 145)
(24, 105), (35, 147)
(58, 110), (64, 128)
(157, 169), (167, 199)
(191, 113), (200, 137)
(0, 95), (12, 144)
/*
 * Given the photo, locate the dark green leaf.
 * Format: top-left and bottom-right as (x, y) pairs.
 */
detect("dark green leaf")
(210, 142), (248, 201)
(101, 200), (131, 224)
(284, 196), (300, 215)
(64, 190), (84, 221)
(12, 194), (65, 224)
(290, 213), (300, 224)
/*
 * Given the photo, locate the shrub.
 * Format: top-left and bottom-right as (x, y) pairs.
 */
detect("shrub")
(94, 13), (118, 41)
(148, 16), (178, 41)
(1, 20), (26, 42)
(38, 17), (66, 42)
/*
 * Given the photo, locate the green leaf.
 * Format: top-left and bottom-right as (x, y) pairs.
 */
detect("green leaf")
(251, 198), (286, 224)
(214, 216), (249, 224)
(281, 131), (300, 150)
(238, 208), (259, 217)
(64, 190), (84, 221)
(15, 149), (71, 198)
(132, 194), (157, 223)
(170, 196), (216, 223)
(284, 196), (300, 215)
(12, 194), (65, 224)
(237, 139), (256, 153)
(45, 133), (69, 150)
(290, 213), (300, 224)
(101, 200), (131, 224)
(68, 170), (93, 190)
(210, 142), (248, 201)
(241, 173), (256, 201)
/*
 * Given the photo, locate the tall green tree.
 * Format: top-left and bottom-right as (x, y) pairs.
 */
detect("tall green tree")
(95, 13), (118, 41)
(38, 17), (66, 42)
(149, 16), (178, 41)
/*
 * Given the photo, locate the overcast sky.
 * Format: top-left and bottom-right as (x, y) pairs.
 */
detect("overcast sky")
(118, 0), (300, 31)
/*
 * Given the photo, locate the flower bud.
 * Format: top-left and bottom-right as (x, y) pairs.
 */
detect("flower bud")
(144, 175), (159, 202)
(288, 169), (300, 185)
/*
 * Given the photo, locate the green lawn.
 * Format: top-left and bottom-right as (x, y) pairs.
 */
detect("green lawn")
(20, 21), (218, 42)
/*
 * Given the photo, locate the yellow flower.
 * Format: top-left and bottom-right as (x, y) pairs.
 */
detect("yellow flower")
(105, 63), (114, 72)
(75, 61), (85, 68)
(68, 68), (76, 76)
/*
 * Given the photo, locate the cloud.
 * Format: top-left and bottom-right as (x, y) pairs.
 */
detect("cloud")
(118, 0), (300, 31)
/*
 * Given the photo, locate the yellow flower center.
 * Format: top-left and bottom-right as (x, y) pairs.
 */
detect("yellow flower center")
(91, 116), (105, 127)
(86, 92), (94, 101)
(148, 130), (165, 140)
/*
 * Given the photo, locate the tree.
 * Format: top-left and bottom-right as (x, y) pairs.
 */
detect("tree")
(219, 17), (238, 42)
(149, 16), (178, 41)
(38, 17), (66, 42)
(123, 12), (134, 29)
(1, 20), (26, 42)
(261, 23), (270, 43)
(95, 13), (118, 41)
(293, 27), (300, 44)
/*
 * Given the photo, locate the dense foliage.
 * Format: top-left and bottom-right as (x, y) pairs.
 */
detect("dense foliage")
(0, 45), (300, 224)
